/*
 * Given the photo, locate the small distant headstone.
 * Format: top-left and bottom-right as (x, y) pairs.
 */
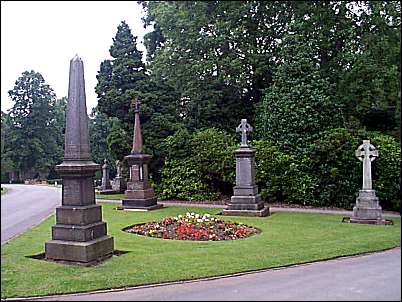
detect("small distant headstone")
(111, 160), (127, 193)
(343, 140), (392, 225)
(221, 119), (270, 217)
(100, 159), (112, 190)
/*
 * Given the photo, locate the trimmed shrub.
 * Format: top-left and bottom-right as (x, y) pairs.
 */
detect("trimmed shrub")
(308, 128), (400, 210)
(157, 159), (219, 201)
(252, 140), (318, 205)
(158, 128), (235, 201)
(367, 132), (401, 211)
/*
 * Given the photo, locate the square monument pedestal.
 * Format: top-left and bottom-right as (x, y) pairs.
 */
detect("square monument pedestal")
(342, 190), (393, 225)
(121, 197), (163, 210)
(221, 194), (270, 217)
(45, 235), (114, 264)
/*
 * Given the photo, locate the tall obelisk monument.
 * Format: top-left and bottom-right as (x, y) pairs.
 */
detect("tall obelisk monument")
(45, 55), (114, 264)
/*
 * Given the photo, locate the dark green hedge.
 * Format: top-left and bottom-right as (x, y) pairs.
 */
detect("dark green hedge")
(158, 127), (400, 211)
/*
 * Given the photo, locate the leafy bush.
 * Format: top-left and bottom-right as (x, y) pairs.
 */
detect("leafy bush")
(308, 128), (401, 210)
(157, 159), (219, 201)
(367, 132), (401, 211)
(158, 128), (235, 201)
(252, 140), (318, 205)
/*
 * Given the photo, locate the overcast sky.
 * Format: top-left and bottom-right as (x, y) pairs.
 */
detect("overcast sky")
(1, 1), (151, 114)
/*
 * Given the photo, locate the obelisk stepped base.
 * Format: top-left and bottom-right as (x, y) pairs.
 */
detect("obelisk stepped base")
(45, 236), (114, 264)
(46, 163), (114, 263)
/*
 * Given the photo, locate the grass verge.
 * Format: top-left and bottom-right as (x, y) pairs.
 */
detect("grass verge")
(1, 203), (400, 298)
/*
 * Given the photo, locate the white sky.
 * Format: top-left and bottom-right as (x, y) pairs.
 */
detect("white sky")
(1, 1), (151, 114)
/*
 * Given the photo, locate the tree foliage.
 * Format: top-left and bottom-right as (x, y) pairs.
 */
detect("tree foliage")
(6, 71), (64, 178)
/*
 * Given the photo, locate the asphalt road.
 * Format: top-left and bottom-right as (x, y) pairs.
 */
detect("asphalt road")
(1, 184), (61, 244)
(29, 248), (401, 301)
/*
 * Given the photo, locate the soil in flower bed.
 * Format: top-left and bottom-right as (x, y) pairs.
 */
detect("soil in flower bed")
(123, 212), (260, 241)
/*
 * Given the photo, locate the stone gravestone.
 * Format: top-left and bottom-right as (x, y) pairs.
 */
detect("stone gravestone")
(45, 55), (114, 264)
(343, 140), (392, 225)
(121, 98), (162, 210)
(97, 159), (115, 194)
(111, 160), (127, 193)
(100, 159), (112, 190)
(222, 119), (270, 217)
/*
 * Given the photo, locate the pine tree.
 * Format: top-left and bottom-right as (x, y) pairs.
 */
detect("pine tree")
(96, 21), (148, 125)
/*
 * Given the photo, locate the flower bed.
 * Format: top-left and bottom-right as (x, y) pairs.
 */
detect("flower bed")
(124, 212), (260, 241)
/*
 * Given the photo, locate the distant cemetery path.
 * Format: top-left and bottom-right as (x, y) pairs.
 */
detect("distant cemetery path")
(1, 184), (61, 244)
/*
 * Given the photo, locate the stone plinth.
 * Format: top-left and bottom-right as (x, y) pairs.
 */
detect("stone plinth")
(346, 189), (391, 225)
(122, 153), (161, 210)
(222, 146), (269, 217)
(45, 55), (114, 264)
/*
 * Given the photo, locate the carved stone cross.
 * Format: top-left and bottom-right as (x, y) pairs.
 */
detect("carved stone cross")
(236, 119), (253, 147)
(355, 140), (378, 190)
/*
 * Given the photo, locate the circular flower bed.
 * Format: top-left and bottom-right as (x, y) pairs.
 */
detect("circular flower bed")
(124, 212), (260, 241)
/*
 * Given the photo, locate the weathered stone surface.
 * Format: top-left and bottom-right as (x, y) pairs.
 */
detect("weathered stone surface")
(52, 222), (107, 242)
(222, 119), (269, 217)
(100, 159), (112, 190)
(111, 160), (127, 193)
(45, 236), (114, 263)
(45, 55), (114, 264)
(61, 177), (96, 206)
(56, 204), (102, 226)
(63, 55), (92, 161)
(125, 188), (155, 199)
(122, 198), (161, 209)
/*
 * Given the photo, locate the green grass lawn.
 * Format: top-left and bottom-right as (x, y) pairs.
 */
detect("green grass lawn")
(1, 187), (8, 194)
(96, 193), (125, 199)
(1, 203), (400, 299)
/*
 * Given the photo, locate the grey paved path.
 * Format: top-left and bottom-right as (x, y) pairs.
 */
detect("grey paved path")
(1, 184), (61, 244)
(22, 248), (401, 301)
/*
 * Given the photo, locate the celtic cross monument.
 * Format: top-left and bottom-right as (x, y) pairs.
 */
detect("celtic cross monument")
(345, 140), (391, 225)
(222, 119), (270, 217)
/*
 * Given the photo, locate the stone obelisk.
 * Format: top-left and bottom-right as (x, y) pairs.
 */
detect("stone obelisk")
(121, 98), (162, 210)
(45, 55), (114, 264)
(222, 119), (270, 217)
